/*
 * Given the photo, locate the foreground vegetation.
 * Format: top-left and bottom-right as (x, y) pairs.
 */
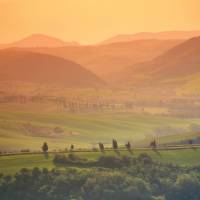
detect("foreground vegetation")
(1, 153), (200, 200)
(1, 148), (200, 175)
(1, 109), (200, 199)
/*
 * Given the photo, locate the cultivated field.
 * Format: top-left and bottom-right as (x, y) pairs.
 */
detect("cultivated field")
(1, 111), (200, 151)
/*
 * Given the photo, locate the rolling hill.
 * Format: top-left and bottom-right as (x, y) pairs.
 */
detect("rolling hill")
(0, 111), (199, 151)
(0, 49), (104, 88)
(24, 39), (182, 81)
(118, 37), (200, 90)
(100, 31), (200, 45)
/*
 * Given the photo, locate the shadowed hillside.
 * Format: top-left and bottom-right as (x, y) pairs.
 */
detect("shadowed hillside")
(0, 49), (104, 88)
(23, 39), (182, 80)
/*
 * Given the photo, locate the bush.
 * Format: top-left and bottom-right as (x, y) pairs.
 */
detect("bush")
(53, 153), (87, 165)
(137, 153), (152, 165)
(98, 155), (123, 168)
(97, 155), (133, 168)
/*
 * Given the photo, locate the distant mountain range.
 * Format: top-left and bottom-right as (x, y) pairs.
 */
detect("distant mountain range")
(1, 32), (200, 91)
(1, 31), (199, 48)
(100, 31), (200, 45)
(0, 49), (104, 88)
(0, 34), (79, 48)
(23, 39), (183, 80)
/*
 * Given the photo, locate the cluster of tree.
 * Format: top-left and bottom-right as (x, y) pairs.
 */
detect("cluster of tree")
(53, 153), (134, 168)
(53, 153), (88, 166)
(0, 94), (139, 112)
(42, 139), (131, 154)
(1, 153), (200, 200)
(42, 139), (154, 155)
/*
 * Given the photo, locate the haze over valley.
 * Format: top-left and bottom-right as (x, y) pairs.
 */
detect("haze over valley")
(2, 1), (200, 199)
(1, 31), (200, 150)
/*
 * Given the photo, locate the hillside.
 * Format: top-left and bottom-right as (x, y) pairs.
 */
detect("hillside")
(119, 37), (200, 89)
(100, 30), (200, 45)
(25, 39), (182, 81)
(0, 49), (104, 88)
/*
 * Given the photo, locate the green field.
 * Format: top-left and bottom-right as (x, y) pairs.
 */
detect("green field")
(138, 131), (200, 146)
(1, 148), (200, 174)
(1, 111), (200, 151)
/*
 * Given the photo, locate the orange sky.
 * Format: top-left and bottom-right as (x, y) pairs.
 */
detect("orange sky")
(0, 0), (200, 44)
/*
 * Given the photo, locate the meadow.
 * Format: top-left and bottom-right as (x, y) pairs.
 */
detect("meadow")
(1, 148), (200, 174)
(1, 110), (200, 151)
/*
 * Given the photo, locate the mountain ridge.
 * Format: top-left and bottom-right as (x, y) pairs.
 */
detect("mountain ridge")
(0, 34), (80, 48)
(100, 31), (200, 45)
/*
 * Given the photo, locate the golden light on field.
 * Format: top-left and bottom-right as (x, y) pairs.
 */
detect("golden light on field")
(0, 0), (200, 44)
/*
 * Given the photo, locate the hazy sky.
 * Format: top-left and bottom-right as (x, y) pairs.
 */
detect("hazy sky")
(0, 0), (200, 44)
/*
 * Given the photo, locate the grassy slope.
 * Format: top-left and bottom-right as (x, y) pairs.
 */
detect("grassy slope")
(1, 149), (200, 174)
(138, 131), (200, 146)
(1, 111), (200, 150)
(179, 73), (200, 95)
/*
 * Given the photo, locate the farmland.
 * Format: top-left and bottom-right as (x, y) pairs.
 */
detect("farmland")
(1, 110), (200, 151)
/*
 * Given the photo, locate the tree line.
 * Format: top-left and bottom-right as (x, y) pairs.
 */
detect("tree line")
(1, 153), (200, 200)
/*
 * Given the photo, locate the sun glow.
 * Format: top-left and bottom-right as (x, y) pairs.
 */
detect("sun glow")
(0, 0), (199, 44)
